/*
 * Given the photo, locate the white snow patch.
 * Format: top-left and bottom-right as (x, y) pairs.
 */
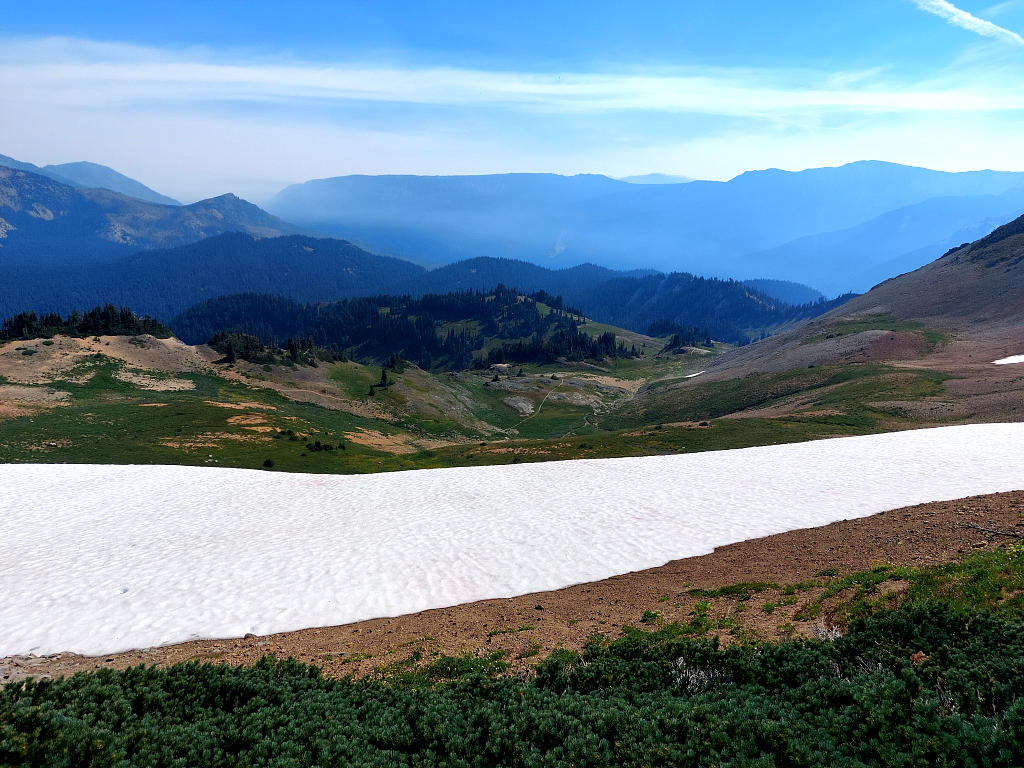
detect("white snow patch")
(685, 370), (706, 378)
(3, 423), (1024, 657)
(993, 355), (1024, 365)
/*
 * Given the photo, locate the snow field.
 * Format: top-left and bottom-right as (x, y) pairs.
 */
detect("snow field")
(2, 422), (1024, 657)
(994, 355), (1024, 365)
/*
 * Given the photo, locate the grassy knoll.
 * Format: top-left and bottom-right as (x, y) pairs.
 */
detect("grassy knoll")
(803, 312), (950, 347)
(608, 362), (952, 429)
(0, 355), (421, 474)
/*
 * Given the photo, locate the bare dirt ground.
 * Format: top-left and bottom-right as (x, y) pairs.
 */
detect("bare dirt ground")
(5, 490), (1022, 685)
(0, 335), (209, 386)
(113, 369), (195, 391)
(201, 350), (395, 421)
(343, 427), (453, 454)
(0, 384), (70, 419)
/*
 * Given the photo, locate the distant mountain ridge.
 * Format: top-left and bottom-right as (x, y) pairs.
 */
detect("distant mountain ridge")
(739, 187), (1024, 295)
(618, 173), (693, 184)
(0, 166), (303, 264)
(0, 233), (427, 320)
(0, 153), (179, 205)
(267, 162), (1024, 292)
(0, 231), (848, 345)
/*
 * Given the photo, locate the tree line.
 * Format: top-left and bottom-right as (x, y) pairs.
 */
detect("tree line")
(173, 286), (634, 370)
(0, 305), (170, 340)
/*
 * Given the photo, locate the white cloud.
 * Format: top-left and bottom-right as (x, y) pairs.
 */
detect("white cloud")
(912, 0), (1024, 46)
(1, 36), (1022, 119)
(2, 35), (1024, 200)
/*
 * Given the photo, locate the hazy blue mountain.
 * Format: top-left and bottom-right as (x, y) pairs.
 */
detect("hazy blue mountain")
(0, 166), (303, 265)
(784, 210), (1024, 332)
(738, 187), (1024, 295)
(0, 154), (75, 185)
(0, 153), (179, 205)
(267, 173), (624, 267)
(618, 173), (693, 184)
(742, 279), (824, 305)
(267, 162), (1024, 287)
(42, 161), (180, 205)
(394, 256), (656, 297)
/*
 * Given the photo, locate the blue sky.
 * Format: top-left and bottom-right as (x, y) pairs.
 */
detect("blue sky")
(3, 1), (1024, 202)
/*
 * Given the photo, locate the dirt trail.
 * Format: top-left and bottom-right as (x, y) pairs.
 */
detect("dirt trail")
(5, 490), (1022, 685)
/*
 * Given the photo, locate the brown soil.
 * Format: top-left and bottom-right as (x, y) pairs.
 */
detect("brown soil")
(205, 401), (276, 411)
(552, 373), (646, 394)
(6, 490), (1022, 685)
(856, 331), (931, 362)
(225, 414), (269, 425)
(0, 385), (70, 419)
(159, 432), (272, 449)
(207, 354), (392, 421)
(343, 427), (454, 455)
(0, 335), (207, 386)
(114, 369), (195, 391)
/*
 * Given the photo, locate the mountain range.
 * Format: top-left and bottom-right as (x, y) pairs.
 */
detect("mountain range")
(0, 165), (302, 265)
(0, 154), (180, 205)
(6, 150), (1024, 343)
(266, 162), (1024, 294)
(0, 231), (844, 344)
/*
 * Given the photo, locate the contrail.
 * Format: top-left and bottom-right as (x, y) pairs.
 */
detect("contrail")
(912, 0), (1024, 46)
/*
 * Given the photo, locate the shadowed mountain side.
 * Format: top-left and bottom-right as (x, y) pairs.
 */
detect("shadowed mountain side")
(0, 167), (303, 265)
(0, 234), (426, 320)
(0, 230), (846, 344)
(396, 257), (657, 296)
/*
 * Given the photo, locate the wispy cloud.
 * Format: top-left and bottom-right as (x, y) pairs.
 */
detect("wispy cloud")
(0, 36), (1021, 120)
(912, 0), (1024, 46)
(2, 35), (1022, 200)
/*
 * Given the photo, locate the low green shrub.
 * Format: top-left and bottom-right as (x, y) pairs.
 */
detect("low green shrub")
(4, 602), (1024, 766)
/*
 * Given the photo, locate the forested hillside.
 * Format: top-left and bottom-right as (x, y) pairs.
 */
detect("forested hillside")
(0, 234), (425, 320)
(1, 233), (848, 344)
(171, 287), (648, 370)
